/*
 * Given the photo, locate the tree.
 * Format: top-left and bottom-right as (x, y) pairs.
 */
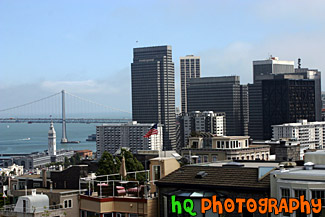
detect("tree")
(120, 149), (145, 182)
(75, 153), (81, 164)
(96, 151), (121, 177)
(64, 157), (70, 168)
(70, 156), (76, 165)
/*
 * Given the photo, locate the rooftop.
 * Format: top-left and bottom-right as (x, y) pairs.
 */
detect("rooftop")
(156, 162), (275, 190)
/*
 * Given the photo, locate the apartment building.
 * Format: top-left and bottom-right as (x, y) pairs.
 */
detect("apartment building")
(96, 121), (163, 158)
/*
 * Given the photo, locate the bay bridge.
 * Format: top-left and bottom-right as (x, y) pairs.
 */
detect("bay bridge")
(0, 90), (132, 143)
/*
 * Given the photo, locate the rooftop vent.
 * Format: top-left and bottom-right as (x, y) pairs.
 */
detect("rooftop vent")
(195, 171), (208, 178)
(222, 162), (244, 168)
(304, 162), (314, 170)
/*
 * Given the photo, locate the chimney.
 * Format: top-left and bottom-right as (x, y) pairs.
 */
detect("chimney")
(42, 169), (47, 188)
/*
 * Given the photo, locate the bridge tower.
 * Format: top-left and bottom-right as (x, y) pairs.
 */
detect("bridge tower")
(61, 90), (68, 143)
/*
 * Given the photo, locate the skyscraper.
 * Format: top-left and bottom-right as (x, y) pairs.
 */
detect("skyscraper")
(249, 56), (320, 140)
(262, 78), (316, 139)
(249, 57), (295, 140)
(187, 76), (248, 136)
(131, 45), (176, 150)
(180, 55), (200, 114)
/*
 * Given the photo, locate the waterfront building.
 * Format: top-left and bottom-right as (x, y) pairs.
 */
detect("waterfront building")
(131, 45), (176, 150)
(179, 111), (225, 147)
(1, 123), (74, 170)
(96, 121), (163, 158)
(7, 150), (75, 170)
(187, 76), (248, 136)
(180, 55), (200, 114)
(48, 122), (56, 156)
(249, 56), (320, 140)
(182, 133), (270, 162)
(74, 149), (93, 159)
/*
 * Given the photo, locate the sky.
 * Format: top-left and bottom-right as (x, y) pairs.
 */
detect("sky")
(1, 0), (325, 115)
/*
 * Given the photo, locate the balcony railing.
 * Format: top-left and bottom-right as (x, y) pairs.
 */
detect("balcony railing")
(0, 204), (65, 214)
(79, 170), (151, 199)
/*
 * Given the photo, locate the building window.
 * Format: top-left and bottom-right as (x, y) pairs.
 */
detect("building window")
(152, 165), (161, 181)
(294, 189), (307, 217)
(212, 155), (218, 162)
(312, 190), (325, 217)
(203, 155), (208, 163)
(64, 199), (73, 208)
(311, 190), (325, 206)
(281, 188), (290, 203)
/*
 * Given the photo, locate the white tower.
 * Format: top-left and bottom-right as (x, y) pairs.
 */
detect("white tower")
(48, 122), (57, 156)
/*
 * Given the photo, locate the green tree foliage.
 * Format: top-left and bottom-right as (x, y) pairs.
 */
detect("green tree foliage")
(96, 151), (121, 177)
(121, 149), (145, 182)
(64, 157), (70, 168)
(75, 153), (81, 164)
(63, 153), (81, 169)
(70, 156), (76, 165)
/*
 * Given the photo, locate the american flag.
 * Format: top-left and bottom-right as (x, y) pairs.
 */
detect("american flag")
(144, 124), (158, 138)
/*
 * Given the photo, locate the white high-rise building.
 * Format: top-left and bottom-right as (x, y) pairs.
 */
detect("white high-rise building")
(48, 122), (57, 156)
(181, 111), (225, 146)
(96, 121), (163, 158)
(273, 119), (325, 156)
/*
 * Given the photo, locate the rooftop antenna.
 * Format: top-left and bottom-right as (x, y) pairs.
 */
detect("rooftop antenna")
(298, 58), (301, 69)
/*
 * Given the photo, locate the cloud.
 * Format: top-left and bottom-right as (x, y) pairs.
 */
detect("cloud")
(40, 80), (119, 94)
(197, 32), (325, 88)
(0, 67), (132, 113)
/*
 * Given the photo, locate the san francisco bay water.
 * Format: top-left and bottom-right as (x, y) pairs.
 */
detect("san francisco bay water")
(0, 123), (97, 154)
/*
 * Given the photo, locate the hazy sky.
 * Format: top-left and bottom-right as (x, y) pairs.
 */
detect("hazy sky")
(1, 0), (325, 113)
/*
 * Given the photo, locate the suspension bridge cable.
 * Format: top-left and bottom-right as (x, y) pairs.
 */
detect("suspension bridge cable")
(0, 92), (61, 112)
(65, 91), (131, 114)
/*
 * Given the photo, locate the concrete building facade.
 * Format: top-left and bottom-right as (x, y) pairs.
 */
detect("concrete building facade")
(182, 134), (270, 161)
(179, 111), (225, 147)
(273, 119), (325, 153)
(180, 55), (200, 114)
(96, 121), (163, 158)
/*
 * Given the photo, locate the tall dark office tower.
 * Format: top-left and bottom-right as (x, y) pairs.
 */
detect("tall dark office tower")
(180, 55), (200, 114)
(131, 45), (176, 150)
(295, 67), (322, 121)
(249, 57), (295, 140)
(187, 76), (248, 136)
(262, 79), (316, 139)
(249, 56), (320, 140)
